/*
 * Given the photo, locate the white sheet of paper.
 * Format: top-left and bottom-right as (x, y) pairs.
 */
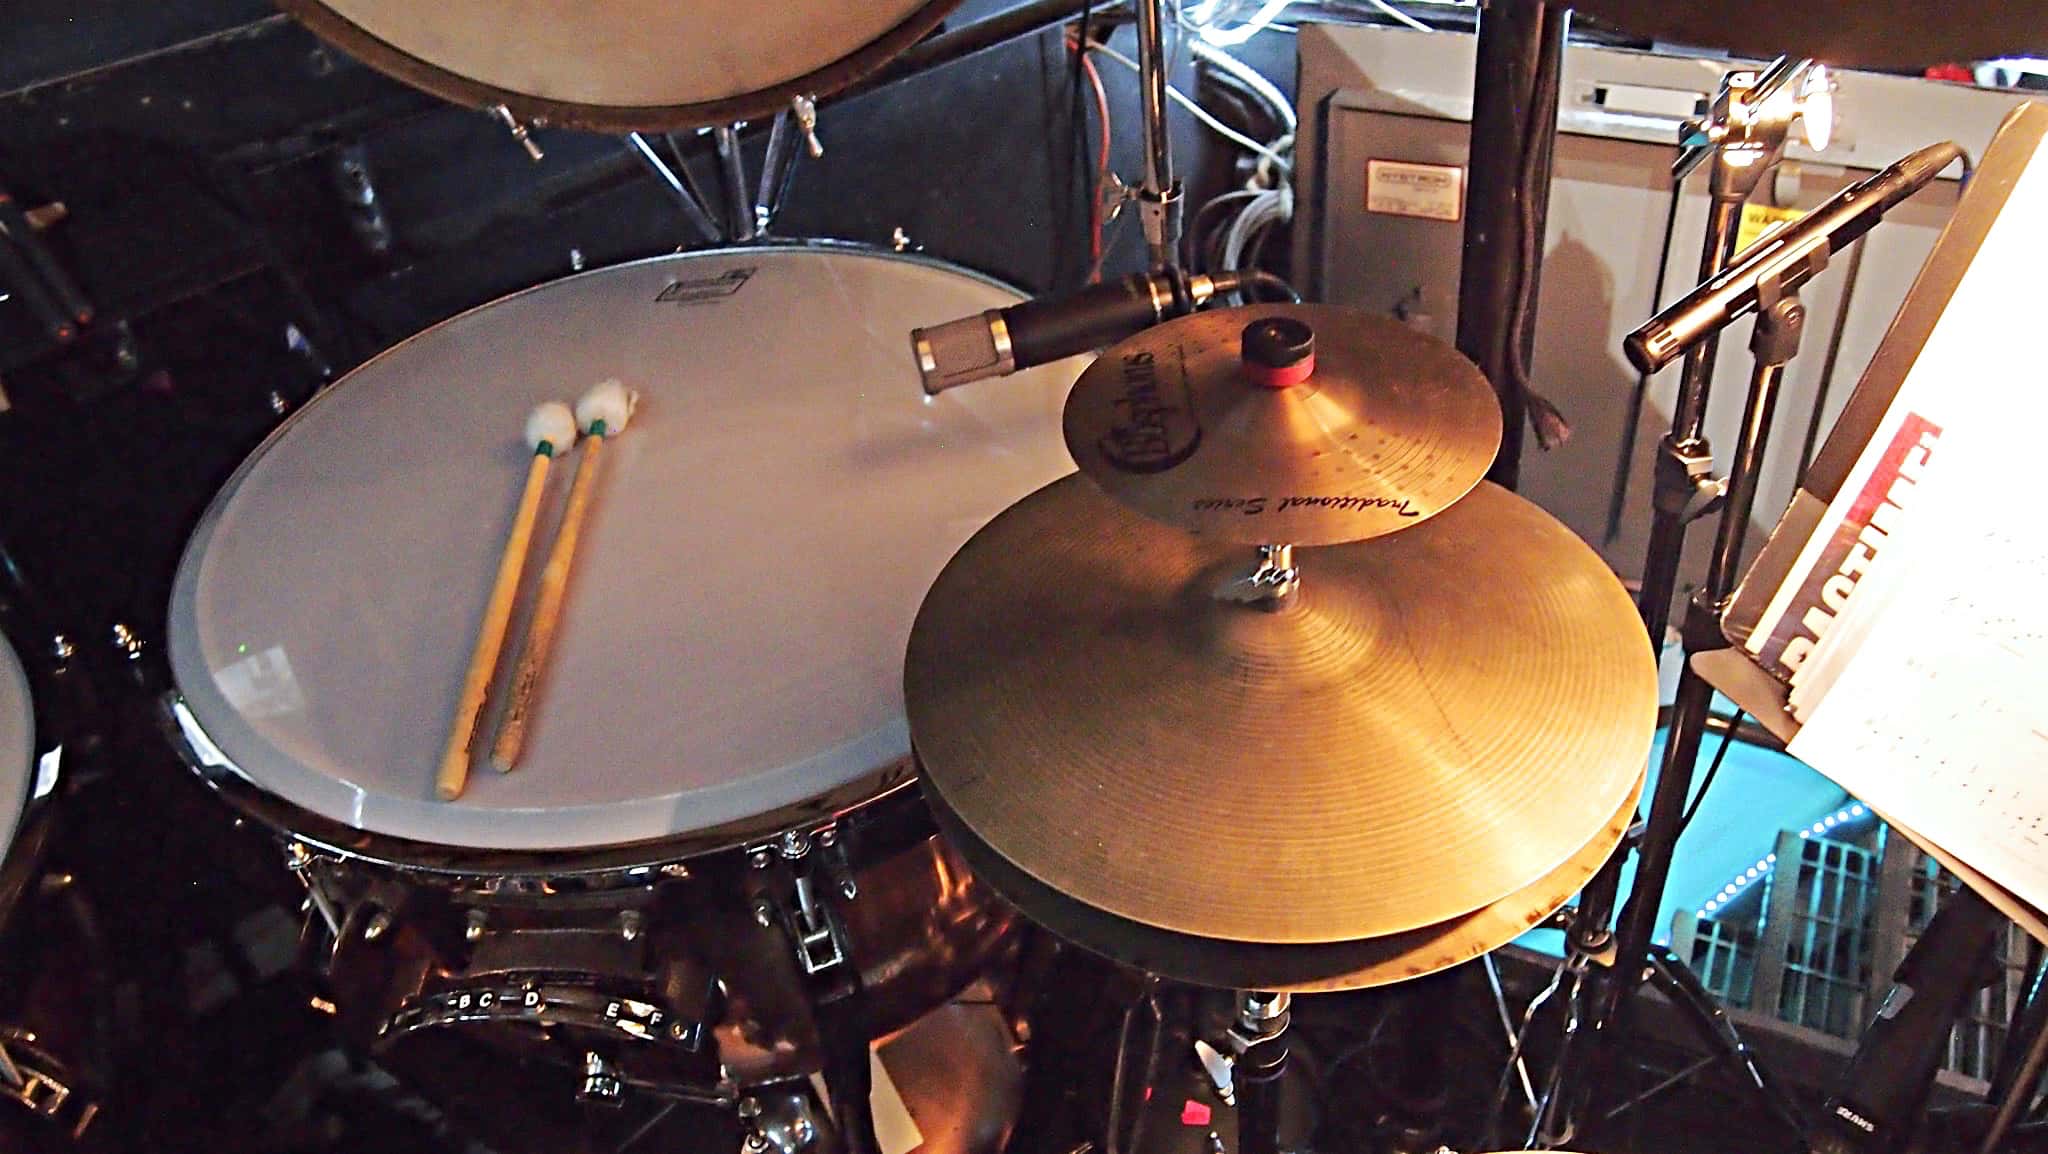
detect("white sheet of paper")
(1785, 132), (2048, 912)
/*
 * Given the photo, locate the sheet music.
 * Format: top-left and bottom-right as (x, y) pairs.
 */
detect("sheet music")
(1765, 125), (2048, 689)
(1785, 127), (2048, 911)
(1788, 383), (2048, 912)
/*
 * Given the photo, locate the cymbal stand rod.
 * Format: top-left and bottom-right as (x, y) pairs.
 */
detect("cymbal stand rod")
(715, 124), (755, 242)
(1133, 0), (1183, 270)
(1214, 544), (1299, 606)
(1232, 992), (1290, 1154)
(624, 132), (723, 244)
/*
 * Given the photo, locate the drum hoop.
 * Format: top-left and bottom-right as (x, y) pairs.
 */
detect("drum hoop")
(164, 242), (1019, 876)
(167, 691), (920, 879)
(276, 0), (961, 132)
(0, 638), (54, 926)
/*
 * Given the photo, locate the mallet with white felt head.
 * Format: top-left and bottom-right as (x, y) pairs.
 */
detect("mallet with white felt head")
(436, 401), (577, 801)
(490, 379), (638, 772)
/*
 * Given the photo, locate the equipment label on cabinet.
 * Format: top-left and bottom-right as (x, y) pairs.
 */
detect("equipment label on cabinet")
(1365, 160), (1463, 222)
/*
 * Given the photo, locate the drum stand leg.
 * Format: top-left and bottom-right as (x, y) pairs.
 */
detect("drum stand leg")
(1231, 992), (1289, 1154)
(815, 995), (882, 1154)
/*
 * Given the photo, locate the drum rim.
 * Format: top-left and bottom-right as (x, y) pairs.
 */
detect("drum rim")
(276, 0), (961, 132)
(169, 688), (920, 878)
(0, 636), (33, 864)
(166, 241), (1027, 871)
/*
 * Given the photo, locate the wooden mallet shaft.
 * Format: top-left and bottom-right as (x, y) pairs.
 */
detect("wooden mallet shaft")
(490, 430), (607, 771)
(436, 447), (557, 800)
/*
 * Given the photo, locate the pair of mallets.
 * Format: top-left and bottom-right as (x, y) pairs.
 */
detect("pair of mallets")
(436, 380), (638, 801)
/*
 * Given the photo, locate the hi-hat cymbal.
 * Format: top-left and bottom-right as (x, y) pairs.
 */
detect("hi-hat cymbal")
(905, 474), (1656, 946)
(928, 773), (1642, 992)
(1063, 305), (1501, 547)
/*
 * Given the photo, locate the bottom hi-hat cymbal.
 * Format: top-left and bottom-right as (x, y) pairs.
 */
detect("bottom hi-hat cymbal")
(906, 473), (1656, 946)
(927, 773), (1642, 992)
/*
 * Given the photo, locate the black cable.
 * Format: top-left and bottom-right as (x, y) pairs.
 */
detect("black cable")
(1237, 269), (1301, 303)
(1504, 8), (1566, 445)
(1677, 710), (1746, 836)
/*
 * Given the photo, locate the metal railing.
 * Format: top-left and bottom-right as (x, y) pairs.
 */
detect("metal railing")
(1673, 822), (2034, 1081)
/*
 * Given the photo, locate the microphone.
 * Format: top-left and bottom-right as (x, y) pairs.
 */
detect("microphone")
(911, 269), (1283, 395)
(1810, 886), (2006, 1154)
(1626, 140), (1964, 375)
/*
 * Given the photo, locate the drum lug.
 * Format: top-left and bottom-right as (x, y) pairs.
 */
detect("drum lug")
(0, 1038), (97, 1140)
(746, 819), (840, 867)
(579, 1051), (625, 1106)
(791, 875), (845, 976)
(738, 1087), (825, 1154)
(284, 841), (343, 939)
(749, 831), (854, 976)
(489, 105), (545, 162)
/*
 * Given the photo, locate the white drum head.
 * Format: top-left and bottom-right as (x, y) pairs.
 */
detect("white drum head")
(0, 639), (31, 857)
(169, 246), (1082, 851)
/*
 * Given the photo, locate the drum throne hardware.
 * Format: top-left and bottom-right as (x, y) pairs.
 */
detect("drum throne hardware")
(908, 307), (1660, 1154)
(164, 246), (1089, 1150)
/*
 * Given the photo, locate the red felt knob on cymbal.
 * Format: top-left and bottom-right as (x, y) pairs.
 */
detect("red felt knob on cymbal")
(1241, 316), (1315, 388)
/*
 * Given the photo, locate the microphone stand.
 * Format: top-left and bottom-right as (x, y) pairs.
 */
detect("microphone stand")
(1636, 56), (1821, 648)
(1542, 205), (1836, 1149)
(1133, 0), (1183, 271)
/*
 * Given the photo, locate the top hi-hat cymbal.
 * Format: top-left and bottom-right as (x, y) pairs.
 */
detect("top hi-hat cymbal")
(905, 473), (1656, 946)
(1063, 305), (1501, 547)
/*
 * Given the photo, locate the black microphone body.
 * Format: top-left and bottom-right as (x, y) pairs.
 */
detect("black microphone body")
(1810, 886), (2006, 1154)
(1627, 141), (1964, 375)
(912, 269), (1286, 394)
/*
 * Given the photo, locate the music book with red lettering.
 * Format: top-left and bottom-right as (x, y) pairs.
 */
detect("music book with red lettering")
(1722, 102), (2047, 685)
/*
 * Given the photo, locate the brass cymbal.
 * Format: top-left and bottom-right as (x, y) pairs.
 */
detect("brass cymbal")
(1062, 305), (1501, 546)
(905, 473), (1655, 945)
(927, 773), (1642, 992)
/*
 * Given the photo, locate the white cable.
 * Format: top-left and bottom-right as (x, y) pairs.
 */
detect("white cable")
(1189, 39), (1297, 132)
(1089, 43), (1292, 173)
(1361, 0), (1434, 33)
(1219, 183), (1292, 302)
(1193, 0), (1294, 45)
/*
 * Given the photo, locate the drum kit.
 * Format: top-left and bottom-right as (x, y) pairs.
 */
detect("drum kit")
(4, 0), (2031, 1152)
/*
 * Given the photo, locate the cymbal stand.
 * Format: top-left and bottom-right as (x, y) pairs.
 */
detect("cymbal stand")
(1542, 238), (1832, 1145)
(1229, 992), (1291, 1154)
(1133, 0), (1183, 270)
(1634, 56), (1827, 647)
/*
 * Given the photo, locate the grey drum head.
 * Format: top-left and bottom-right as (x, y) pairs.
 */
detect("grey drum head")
(169, 246), (1083, 851)
(0, 638), (31, 857)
